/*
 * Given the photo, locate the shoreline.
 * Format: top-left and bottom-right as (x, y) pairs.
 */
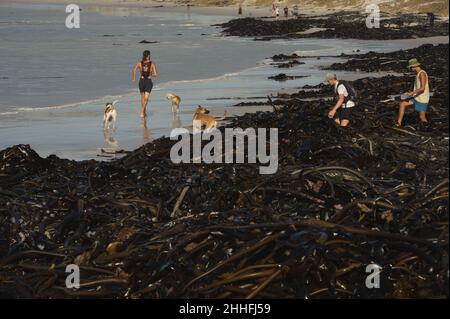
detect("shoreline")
(1, 41), (448, 298)
(2, 35), (447, 161)
(0, 3), (448, 161)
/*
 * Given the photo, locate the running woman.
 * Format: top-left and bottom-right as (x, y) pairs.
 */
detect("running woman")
(132, 50), (159, 118)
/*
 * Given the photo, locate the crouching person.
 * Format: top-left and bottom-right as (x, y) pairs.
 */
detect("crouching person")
(325, 73), (357, 127)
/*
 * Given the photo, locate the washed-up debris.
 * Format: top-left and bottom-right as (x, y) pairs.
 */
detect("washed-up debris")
(0, 44), (448, 299)
(272, 60), (305, 68)
(232, 101), (269, 107)
(271, 53), (301, 61)
(268, 73), (309, 81)
(139, 40), (159, 44)
(327, 43), (448, 74)
(218, 12), (448, 40)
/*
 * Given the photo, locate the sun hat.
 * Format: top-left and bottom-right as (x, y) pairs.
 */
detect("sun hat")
(324, 73), (337, 83)
(408, 58), (421, 68)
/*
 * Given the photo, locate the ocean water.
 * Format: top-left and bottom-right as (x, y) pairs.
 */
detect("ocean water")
(0, 3), (447, 160)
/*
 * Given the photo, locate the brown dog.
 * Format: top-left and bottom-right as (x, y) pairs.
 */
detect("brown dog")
(166, 93), (181, 114)
(193, 105), (227, 131)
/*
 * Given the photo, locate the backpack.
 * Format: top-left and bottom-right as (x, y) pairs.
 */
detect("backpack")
(335, 80), (358, 106)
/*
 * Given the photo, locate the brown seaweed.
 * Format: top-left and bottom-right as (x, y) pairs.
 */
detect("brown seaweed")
(0, 43), (448, 299)
(218, 12), (448, 41)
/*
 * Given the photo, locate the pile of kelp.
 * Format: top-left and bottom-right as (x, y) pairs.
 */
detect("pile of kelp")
(0, 44), (448, 299)
(328, 43), (449, 74)
(218, 12), (449, 40)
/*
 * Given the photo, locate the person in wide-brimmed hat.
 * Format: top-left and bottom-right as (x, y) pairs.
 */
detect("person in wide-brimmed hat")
(396, 58), (430, 127)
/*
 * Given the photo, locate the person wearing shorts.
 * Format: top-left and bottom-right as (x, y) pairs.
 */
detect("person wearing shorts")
(406, 97), (428, 112)
(132, 50), (159, 118)
(397, 58), (429, 126)
(337, 106), (354, 122)
(325, 73), (356, 127)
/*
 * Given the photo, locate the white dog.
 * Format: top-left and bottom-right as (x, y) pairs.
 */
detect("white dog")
(166, 93), (181, 114)
(103, 100), (118, 130)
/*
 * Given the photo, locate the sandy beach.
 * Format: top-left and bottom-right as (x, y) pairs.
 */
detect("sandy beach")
(5, 0), (342, 17)
(11, 0), (450, 17)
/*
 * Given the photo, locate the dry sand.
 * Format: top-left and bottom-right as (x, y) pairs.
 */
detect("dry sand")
(7, 0), (333, 17)
(10, 0), (449, 17)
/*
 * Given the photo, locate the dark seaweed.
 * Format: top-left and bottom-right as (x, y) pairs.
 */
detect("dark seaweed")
(0, 43), (448, 299)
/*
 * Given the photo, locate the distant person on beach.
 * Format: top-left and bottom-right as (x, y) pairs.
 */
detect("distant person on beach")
(293, 5), (299, 19)
(132, 50), (159, 118)
(325, 73), (356, 127)
(238, 4), (243, 15)
(284, 6), (289, 18)
(275, 6), (280, 17)
(427, 12), (435, 27)
(396, 58), (430, 127)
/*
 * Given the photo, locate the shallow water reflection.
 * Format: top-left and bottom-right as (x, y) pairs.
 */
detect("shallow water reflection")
(103, 127), (120, 150)
(171, 113), (182, 129)
(141, 117), (153, 142)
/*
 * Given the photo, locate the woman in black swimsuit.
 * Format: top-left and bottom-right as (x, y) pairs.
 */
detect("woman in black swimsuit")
(132, 50), (159, 118)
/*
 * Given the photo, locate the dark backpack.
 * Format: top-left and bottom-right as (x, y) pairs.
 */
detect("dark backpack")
(335, 80), (358, 106)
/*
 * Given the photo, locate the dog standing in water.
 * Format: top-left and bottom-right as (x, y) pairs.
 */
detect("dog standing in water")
(103, 100), (118, 130)
(193, 105), (227, 131)
(166, 93), (181, 114)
